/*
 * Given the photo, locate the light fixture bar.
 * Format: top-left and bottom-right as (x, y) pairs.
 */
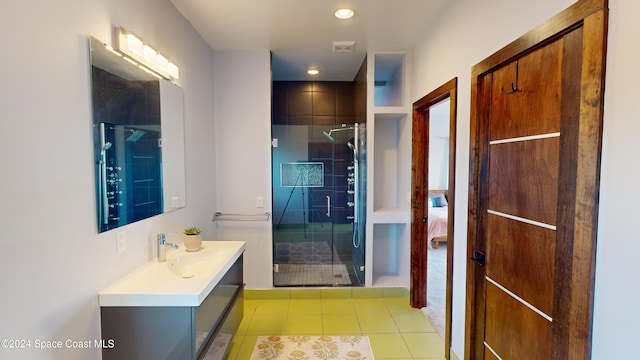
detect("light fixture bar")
(115, 27), (179, 80)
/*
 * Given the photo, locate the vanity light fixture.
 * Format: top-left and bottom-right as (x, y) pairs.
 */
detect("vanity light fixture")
(307, 69), (320, 75)
(115, 27), (179, 80)
(334, 8), (355, 19)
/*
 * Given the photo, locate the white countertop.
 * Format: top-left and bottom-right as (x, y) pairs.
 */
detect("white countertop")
(99, 240), (245, 307)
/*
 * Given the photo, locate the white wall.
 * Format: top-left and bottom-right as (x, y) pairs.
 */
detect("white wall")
(212, 50), (273, 289)
(428, 103), (450, 190)
(411, 0), (640, 358)
(0, 0), (215, 359)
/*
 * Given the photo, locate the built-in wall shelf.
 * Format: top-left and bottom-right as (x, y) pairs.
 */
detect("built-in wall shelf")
(370, 223), (409, 288)
(370, 209), (410, 224)
(372, 274), (408, 288)
(373, 107), (409, 115)
(373, 53), (406, 107)
(365, 51), (412, 288)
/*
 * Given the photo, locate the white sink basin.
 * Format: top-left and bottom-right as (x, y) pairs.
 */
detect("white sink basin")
(99, 240), (245, 307)
(167, 246), (232, 278)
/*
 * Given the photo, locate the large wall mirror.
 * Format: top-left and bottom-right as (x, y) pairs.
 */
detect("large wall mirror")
(89, 36), (186, 233)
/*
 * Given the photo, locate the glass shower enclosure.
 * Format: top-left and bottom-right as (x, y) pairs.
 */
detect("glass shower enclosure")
(272, 123), (366, 286)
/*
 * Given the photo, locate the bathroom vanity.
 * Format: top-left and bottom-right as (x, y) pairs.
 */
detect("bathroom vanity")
(99, 241), (245, 360)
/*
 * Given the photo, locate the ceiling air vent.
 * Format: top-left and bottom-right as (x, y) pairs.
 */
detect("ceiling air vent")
(333, 41), (356, 53)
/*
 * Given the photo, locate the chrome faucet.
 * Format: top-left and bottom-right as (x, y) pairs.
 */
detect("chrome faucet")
(157, 234), (179, 262)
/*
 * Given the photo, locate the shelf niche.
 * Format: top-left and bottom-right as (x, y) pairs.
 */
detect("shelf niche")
(373, 113), (410, 212)
(372, 223), (409, 287)
(374, 54), (405, 107)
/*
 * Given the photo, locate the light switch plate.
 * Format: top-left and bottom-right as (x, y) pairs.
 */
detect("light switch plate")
(256, 196), (264, 208)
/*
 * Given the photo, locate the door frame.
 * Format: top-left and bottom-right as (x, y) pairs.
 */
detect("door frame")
(465, 0), (608, 358)
(411, 78), (458, 359)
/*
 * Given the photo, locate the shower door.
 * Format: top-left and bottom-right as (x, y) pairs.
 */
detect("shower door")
(272, 124), (366, 287)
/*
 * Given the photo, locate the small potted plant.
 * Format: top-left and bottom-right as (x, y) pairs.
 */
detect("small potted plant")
(183, 226), (202, 252)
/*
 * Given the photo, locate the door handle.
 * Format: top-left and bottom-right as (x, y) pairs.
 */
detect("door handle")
(326, 196), (331, 217)
(470, 251), (486, 266)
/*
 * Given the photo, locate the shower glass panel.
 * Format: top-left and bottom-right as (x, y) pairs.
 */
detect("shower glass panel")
(272, 124), (366, 287)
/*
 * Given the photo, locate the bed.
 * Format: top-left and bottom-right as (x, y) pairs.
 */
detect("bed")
(428, 190), (449, 249)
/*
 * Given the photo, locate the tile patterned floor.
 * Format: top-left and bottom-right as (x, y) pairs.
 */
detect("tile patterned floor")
(225, 288), (445, 360)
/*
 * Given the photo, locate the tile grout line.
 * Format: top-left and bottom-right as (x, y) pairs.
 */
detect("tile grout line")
(384, 299), (416, 360)
(240, 291), (438, 360)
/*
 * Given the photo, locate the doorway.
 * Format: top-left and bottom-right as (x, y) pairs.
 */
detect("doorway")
(271, 81), (366, 287)
(411, 78), (458, 359)
(465, 1), (608, 358)
(422, 98), (450, 339)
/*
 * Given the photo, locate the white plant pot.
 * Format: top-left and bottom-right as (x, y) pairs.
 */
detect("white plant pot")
(184, 234), (202, 251)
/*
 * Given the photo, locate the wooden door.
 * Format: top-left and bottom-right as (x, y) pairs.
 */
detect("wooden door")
(466, 1), (608, 359)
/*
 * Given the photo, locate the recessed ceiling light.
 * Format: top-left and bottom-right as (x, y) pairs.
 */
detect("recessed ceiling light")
(307, 69), (320, 75)
(334, 8), (355, 19)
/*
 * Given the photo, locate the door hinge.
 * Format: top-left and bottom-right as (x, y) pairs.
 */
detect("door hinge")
(470, 251), (486, 266)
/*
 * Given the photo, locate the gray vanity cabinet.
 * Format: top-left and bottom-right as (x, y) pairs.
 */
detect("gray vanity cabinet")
(101, 255), (244, 360)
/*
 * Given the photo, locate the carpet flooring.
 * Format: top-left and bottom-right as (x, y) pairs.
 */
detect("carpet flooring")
(421, 245), (446, 339)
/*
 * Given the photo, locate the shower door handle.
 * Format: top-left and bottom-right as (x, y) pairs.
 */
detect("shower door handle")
(326, 196), (331, 217)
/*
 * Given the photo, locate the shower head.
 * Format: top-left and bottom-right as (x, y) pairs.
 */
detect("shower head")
(322, 131), (335, 142)
(126, 130), (145, 142)
(101, 142), (112, 151)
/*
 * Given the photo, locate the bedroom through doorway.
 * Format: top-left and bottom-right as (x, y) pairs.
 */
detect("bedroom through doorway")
(422, 98), (450, 340)
(411, 77), (457, 359)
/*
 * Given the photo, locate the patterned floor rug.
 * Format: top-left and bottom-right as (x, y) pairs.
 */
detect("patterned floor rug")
(273, 264), (352, 286)
(250, 335), (373, 360)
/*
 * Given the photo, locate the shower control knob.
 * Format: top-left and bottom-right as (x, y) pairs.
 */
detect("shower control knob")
(347, 202), (355, 207)
(346, 216), (354, 220)
(347, 166), (355, 170)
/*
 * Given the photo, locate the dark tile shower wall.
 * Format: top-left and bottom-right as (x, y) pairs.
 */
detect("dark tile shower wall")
(272, 82), (355, 126)
(273, 81), (357, 229)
